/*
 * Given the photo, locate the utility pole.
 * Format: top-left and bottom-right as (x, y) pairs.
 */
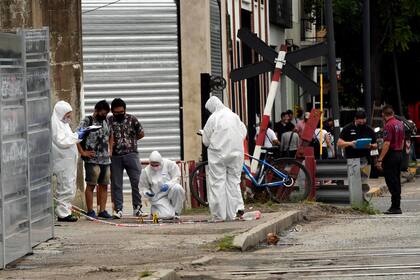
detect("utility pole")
(393, 50), (403, 115)
(324, 0), (340, 155)
(363, 0), (372, 124)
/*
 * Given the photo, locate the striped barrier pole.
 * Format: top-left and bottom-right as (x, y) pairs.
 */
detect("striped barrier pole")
(251, 48), (287, 173)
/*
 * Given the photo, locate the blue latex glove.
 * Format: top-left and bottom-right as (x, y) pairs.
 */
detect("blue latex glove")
(160, 184), (169, 192)
(77, 128), (88, 139)
(145, 191), (155, 198)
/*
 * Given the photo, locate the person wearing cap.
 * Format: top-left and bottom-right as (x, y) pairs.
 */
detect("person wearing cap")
(139, 151), (185, 219)
(338, 110), (378, 193)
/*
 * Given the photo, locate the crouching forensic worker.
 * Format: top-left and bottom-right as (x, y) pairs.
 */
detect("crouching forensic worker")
(202, 96), (247, 221)
(52, 101), (88, 222)
(140, 151), (185, 219)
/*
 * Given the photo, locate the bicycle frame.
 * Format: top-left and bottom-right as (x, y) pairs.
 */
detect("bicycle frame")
(242, 153), (290, 189)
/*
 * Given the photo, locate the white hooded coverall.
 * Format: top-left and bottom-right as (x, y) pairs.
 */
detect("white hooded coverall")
(140, 151), (185, 219)
(203, 96), (247, 220)
(51, 101), (80, 218)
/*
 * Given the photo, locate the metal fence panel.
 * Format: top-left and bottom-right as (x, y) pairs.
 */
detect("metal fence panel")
(0, 32), (31, 268)
(23, 28), (54, 248)
(0, 28), (53, 268)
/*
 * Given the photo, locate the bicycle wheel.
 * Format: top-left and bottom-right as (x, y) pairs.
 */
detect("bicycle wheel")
(265, 158), (312, 202)
(189, 161), (209, 207)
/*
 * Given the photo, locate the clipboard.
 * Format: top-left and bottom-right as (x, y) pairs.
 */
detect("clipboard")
(355, 138), (372, 149)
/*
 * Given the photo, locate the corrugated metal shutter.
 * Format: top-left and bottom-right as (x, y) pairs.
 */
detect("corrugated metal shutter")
(81, 0), (181, 162)
(210, 0), (223, 78)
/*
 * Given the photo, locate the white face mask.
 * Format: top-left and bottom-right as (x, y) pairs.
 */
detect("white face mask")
(151, 165), (161, 172)
(62, 117), (71, 124)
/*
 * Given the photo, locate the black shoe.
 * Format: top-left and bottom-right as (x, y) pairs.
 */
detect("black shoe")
(236, 210), (245, 218)
(384, 208), (402, 215)
(98, 210), (112, 219)
(57, 215), (78, 222)
(86, 210), (97, 219)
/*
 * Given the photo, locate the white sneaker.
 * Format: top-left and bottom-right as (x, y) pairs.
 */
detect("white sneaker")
(133, 205), (146, 217)
(113, 210), (123, 219)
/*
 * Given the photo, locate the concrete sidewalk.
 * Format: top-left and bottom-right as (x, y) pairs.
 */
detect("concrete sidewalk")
(1, 177), (399, 280)
(1, 203), (313, 280)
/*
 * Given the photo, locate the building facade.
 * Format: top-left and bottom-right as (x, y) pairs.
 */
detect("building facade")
(80, 0), (319, 162)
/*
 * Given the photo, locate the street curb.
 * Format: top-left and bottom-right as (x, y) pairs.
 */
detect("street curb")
(232, 210), (304, 251)
(191, 255), (215, 266)
(137, 269), (180, 280)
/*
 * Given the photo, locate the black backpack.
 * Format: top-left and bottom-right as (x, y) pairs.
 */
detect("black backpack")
(311, 130), (327, 159)
(310, 131), (321, 149)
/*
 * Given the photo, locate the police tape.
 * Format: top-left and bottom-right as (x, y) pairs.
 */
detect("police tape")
(70, 205), (239, 226)
(54, 200), (238, 227)
(71, 205), (163, 227)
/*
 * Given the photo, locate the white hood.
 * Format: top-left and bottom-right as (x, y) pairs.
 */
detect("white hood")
(51, 101), (79, 172)
(205, 96), (225, 114)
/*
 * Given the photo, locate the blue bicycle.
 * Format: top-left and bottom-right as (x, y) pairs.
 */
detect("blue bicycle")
(189, 146), (312, 206)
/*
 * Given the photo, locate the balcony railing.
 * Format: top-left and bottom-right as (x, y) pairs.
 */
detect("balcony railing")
(301, 18), (326, 43)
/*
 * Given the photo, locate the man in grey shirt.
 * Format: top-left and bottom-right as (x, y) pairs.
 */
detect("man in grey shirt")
(280, 128), (299, 158)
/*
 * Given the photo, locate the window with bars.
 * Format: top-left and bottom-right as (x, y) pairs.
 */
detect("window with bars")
(269, 0), (293, 28)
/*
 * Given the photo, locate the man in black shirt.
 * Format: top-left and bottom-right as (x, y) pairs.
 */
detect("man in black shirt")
(338, 110), (378, 192)
(274, 112), (295, 140)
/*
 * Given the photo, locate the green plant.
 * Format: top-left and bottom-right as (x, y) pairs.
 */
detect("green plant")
(352, 202), (381, 215)
(216, 235), (237, 251)
(139, 270), (153, 278)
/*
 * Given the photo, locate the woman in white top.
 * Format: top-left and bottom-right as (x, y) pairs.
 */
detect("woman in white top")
(313, 127), (334, 159)
(255, 122), (280, 148)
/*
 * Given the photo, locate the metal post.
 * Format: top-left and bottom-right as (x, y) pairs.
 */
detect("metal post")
(393, 50), (403, 115)
(347, 158), (364, 205)
(324, 0), (340, 155)
(363, 0), (372, 124)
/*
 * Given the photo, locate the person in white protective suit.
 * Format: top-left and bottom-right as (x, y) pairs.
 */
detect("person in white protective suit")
(140, 151), (185, 219)
(202, 96), (247, 220)
(52, 101), (87, 222)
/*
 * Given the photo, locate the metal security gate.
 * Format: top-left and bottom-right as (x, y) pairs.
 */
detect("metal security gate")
(81, 0), (181, 162)
(210, 0), (222, 78)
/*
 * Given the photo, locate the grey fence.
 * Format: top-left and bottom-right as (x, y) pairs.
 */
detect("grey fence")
(0, 28), (53, 268)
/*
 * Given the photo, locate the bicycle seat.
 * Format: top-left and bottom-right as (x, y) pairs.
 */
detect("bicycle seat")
(261, 146), (280, 152)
